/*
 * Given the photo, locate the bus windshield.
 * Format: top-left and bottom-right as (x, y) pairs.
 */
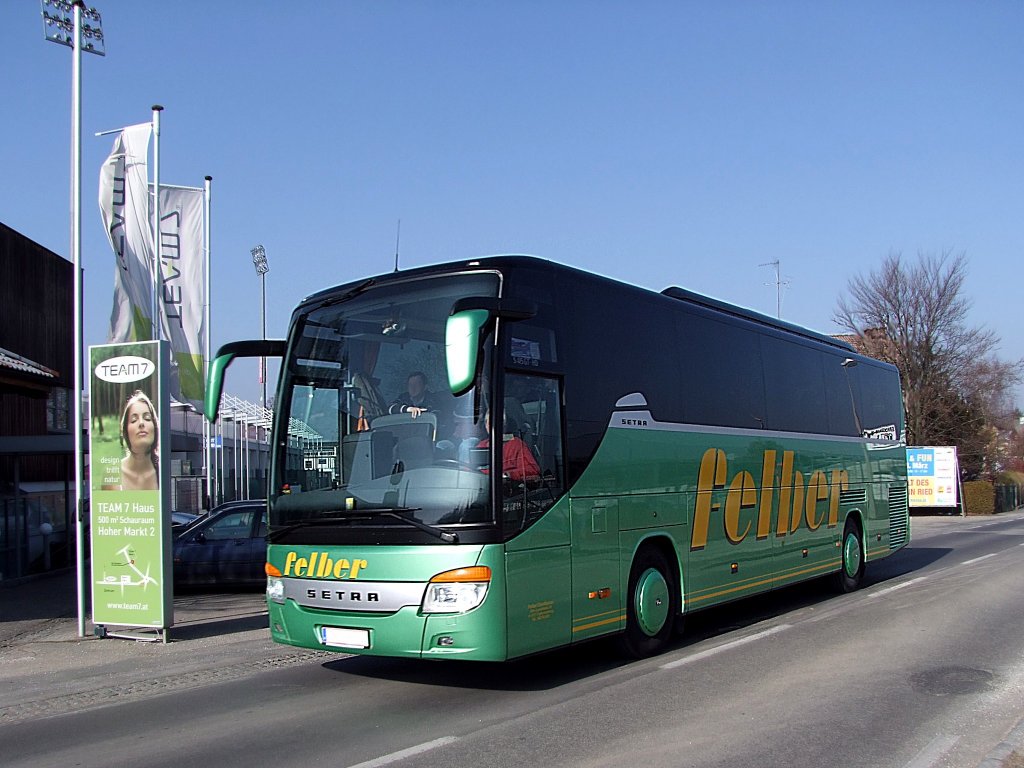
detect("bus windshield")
(271, 272), (499, 536)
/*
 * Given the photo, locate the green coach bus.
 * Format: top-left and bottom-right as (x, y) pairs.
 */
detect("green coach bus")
(205, 256), (909, 660)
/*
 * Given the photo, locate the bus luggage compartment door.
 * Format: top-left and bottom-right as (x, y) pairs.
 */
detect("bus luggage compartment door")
(569, 498), (624, 642)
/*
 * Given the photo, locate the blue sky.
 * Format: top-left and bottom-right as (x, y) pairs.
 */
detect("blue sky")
(2, 1), (1022, 406)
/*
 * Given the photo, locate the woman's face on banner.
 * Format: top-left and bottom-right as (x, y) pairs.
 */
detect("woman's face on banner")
(125, 400), (155, 454)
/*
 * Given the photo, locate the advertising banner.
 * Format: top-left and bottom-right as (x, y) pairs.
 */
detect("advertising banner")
(98, 123), (156, 344)
(89, 341), (173, 629)
(157, 185), (206, 408)
(907, 446), (960, 508)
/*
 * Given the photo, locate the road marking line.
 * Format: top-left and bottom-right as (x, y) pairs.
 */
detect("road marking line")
(902, 734), (960, 768)
(961, 553), (998, 565)
(660, 624), (791, 670)
(346, 737), (458, 768)
(867, 576), (927, 599)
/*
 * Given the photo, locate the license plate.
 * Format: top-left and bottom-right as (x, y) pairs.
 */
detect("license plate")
(319, 626), (370, 649)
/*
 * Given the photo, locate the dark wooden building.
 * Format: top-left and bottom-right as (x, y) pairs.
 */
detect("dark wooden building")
(0, 221), (74, 579)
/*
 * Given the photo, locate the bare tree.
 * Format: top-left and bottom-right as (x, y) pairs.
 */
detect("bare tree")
(834, 250), (1021, 477)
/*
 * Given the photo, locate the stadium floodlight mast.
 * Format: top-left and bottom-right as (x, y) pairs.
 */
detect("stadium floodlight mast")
(251, 245), (269, 408)
(41, 0), (105, 639)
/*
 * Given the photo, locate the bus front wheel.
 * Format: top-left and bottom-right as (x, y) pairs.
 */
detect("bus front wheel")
(833, 517), (865, 593)
(618, 546), (678, 658)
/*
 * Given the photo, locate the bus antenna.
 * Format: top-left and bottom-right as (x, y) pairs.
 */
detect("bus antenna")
(394, 219), (401, 272)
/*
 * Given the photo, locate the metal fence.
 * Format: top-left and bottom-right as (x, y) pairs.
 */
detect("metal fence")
(994, 483), (1022, 514)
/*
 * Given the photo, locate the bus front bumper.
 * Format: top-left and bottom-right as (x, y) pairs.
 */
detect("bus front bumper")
(267, 590), (508, 661)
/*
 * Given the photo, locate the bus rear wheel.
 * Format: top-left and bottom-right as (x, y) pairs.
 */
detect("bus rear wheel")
(618, 546), (678, 658)
(833, 517), (865, 593)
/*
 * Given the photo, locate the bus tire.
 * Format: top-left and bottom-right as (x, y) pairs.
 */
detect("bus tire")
(833, 516), (865, 593)
(618, 546), (677, 658)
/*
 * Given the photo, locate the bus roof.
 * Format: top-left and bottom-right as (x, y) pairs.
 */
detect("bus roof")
(298, 254), (855, 353)
(660, 285), (855, 352)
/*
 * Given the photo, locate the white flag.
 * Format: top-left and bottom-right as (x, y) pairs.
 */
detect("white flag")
(98, 123), (155, 343)
(157, 186), (206, 407)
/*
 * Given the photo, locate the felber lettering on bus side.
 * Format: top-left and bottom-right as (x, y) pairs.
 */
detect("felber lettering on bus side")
(691, 447), (850, 550)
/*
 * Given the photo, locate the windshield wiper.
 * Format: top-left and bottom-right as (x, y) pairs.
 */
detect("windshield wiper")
(267, 517), (354, 543)
(354, 508), (459, 543)
(267, 507), (458, 544)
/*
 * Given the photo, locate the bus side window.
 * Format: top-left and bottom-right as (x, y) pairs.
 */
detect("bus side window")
(503, 373), (565, 525)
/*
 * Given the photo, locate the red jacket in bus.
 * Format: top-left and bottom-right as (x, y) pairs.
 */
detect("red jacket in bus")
(477, 436), (540, 481)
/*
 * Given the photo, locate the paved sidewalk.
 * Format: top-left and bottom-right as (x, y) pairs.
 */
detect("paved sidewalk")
(0, 568), (83, 648)
(0, 567), (269, 647)
(0, 568), (331, 726)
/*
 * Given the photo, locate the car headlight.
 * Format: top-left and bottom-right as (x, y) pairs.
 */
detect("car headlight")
(421, 566), (491, 614)
(267, 576), (285, 604)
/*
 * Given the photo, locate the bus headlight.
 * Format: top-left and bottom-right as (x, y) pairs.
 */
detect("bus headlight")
(267, 577), (285, 604)
(421, 566), (491, 614)
(265, 563), (286, 604)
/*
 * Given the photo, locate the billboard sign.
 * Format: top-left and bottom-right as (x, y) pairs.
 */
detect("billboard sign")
(907, 446), (960, 508)
(88, 340), (173, 629)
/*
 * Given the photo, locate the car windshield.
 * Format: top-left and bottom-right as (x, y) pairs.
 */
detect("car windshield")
(271, 272), (498, 533)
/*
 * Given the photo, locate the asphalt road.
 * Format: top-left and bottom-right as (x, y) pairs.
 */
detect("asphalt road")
(4, 512), (1024, 768)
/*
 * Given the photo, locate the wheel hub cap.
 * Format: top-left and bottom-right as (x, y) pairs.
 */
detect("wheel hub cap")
(635, 567), (670, 636)
(844, 533), (862, 577)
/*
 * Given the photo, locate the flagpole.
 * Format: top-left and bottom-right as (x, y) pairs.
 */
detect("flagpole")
(203, 175), (213, 509)
(70, 0), (86, 639)
(151, 105), (163, 341)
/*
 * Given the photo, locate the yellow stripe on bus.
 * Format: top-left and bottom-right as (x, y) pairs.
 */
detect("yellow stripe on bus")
(688, 570), (777, 596)
(687, 560), (841, 606)
(573, 608), (624, 624)
(688, 558), (843, 598)
(571, 613), (627, 633)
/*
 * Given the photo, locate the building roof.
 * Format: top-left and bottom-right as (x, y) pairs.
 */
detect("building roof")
(0, 346), (59, 380)
(832, 328), (895, 361)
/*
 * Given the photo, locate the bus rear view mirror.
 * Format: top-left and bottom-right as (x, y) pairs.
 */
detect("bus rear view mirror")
(446, 309), (490, 397)
(205, 339), (286, 422)
(445, 297), (537, 396)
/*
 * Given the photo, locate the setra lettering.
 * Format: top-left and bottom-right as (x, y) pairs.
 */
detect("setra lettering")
(305, 589), (380, 603)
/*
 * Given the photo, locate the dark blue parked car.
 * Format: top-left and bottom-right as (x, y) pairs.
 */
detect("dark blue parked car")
(172, 500), (266, 586)
(171, 511), (200, 535)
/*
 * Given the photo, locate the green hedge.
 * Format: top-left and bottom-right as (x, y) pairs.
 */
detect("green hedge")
(963, 480), (995, 515)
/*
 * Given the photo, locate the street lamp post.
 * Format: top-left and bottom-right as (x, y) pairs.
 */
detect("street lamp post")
(41, 0), (105, 639)
(251, 245), (269, 408)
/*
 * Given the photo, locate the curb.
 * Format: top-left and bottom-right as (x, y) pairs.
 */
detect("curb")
(978, 718), (1024, 768)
